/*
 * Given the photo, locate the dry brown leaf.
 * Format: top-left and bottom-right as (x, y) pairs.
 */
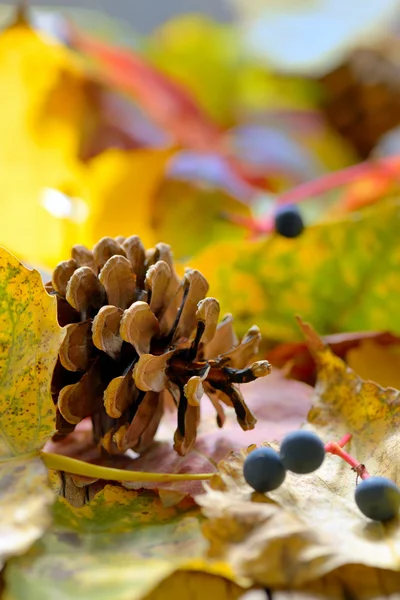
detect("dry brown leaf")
(198, 319), (400, 589)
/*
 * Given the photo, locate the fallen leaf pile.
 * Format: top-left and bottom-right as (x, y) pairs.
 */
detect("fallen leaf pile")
(198, 318), (400, 592)
(5, 5), (400, 599)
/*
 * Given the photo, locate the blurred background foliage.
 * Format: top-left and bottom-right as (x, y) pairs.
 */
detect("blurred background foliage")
(2, 0), (400, 342)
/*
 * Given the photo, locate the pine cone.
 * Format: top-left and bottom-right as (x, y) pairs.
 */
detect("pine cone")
(319, 45), (400, 158)
(49, 236), (271, 456)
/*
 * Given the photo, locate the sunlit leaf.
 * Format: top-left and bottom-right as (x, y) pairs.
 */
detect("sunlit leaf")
(198, 320), (400, 588)
(0, 21), (173, 270)
(0, 21), (90, 268)
(83, 148), (173, 250)
(0, 247), (63, 568)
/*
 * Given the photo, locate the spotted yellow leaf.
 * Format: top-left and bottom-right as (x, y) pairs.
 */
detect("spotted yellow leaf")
(0, 247), (64, 459)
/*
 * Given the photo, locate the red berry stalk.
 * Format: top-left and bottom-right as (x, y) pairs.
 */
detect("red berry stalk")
(324, 433), (370, 480)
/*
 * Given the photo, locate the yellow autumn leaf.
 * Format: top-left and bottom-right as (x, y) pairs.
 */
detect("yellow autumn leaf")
(0, 247), (63, 568)
(0, 21), (172, 270)
(347, 338), (400, 390)
(197, 319), (400, 589)
(83, 148), (172, 251)
(0, 247), (64, 458)
(0, 21), (90, 269)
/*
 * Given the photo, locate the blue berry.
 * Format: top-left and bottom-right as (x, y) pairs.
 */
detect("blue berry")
(274, 205), (304, 238)
(243, 447), (286, 493)
(279, 430), (325, 474)
(355, 476), (400, 521)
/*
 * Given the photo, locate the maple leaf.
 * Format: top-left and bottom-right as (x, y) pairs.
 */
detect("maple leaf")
(0, 247), (64, 566)
(4, 485), (245, 600)
(197, 319), (400, 590)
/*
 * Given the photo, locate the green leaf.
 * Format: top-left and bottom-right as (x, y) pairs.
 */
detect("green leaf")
(191, 197), (400, 341)
(152, 179), (250, 261)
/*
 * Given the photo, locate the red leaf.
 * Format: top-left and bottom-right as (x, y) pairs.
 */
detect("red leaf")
(267, 331), (400, 385)
(71, 28), (271, 193)
(237, 155), (400, 235)
(72, 28), (222, 152)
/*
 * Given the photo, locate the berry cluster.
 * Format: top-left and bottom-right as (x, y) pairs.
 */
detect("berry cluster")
(243, 431), (400, 522)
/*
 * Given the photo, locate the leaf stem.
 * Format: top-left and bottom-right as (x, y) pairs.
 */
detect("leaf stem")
(40, 451), (213, 482)
(324, 436), (370, 480)
(277, 156), (400, 207)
